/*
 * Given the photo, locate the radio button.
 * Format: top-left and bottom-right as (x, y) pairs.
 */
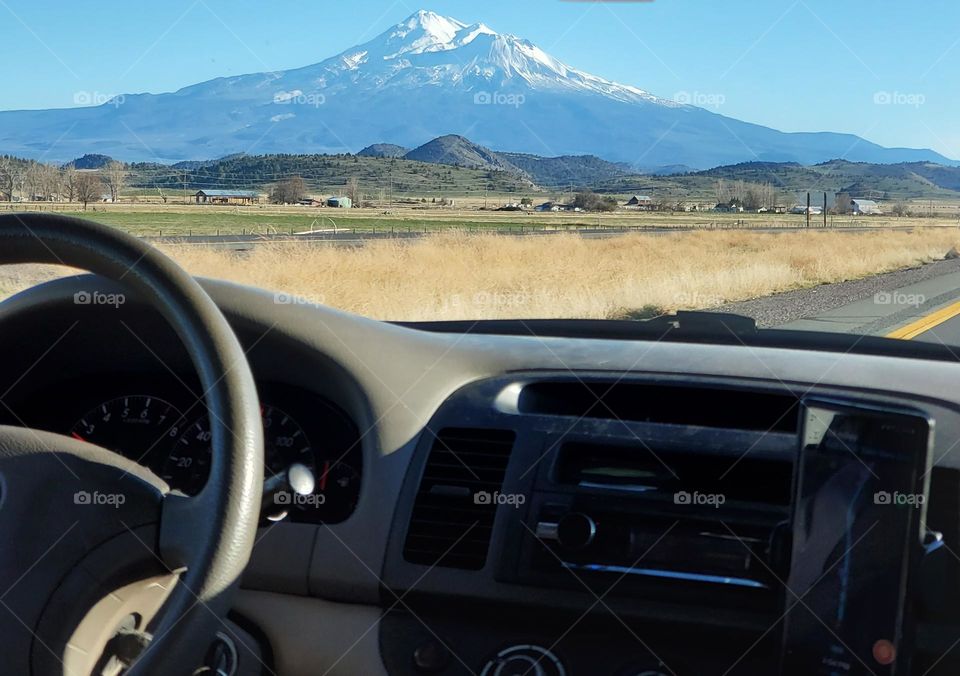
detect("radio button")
(557, 513), (597, 550)
(535, 521), (560, 542)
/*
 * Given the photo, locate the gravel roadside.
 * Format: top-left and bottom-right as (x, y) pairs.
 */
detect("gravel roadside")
(709, 257), (960, 328)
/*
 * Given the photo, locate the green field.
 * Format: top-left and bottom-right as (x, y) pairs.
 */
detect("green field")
(4, 201), (958, 237)
(5, 205), (597, 236)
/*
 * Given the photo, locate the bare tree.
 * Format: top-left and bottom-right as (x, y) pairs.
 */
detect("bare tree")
(29, 163), (61, 201)
(74, 173), (104, 210)
(833, 192), (852, 215)
(61, 165), (78, 202)
(891, 200), (910, 217)
(104, 160), (127, 203)
(270, 176), (306, 204)
(713, 179), (730, 205)
(742, 182), (775, 211)
(0, 157), (17, 201)
(23, 163), (40, 200)
(0, 156), (26, 201)
(345, 177), (361, 205)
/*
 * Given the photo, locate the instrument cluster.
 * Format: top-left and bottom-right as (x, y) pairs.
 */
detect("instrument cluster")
(62, 383), (362, 524)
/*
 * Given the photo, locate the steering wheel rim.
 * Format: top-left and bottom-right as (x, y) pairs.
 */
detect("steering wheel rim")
(0, 213), (263, 674)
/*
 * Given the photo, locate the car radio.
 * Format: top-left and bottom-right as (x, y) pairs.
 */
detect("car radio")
(494, 396), (932, 675)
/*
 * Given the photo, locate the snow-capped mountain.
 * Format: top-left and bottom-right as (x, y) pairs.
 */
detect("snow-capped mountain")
(0, 9), (952, 168)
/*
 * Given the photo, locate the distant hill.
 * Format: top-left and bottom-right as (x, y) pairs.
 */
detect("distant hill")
(128, 151), (531, 196)
(638, 165), (697, 176)
(404, 135), (524, 174)
(169, 154), (247, 170)
(498, 152), (629, 189)
(358, 144), (409, 158)
(65, 153), (114, 169)
(601, 159), (960, 201)
(13, 138), (960, 203)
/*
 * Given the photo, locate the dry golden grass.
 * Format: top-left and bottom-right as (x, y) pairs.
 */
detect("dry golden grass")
(160, 228), (960, 320)
(0, 264), (70, 300)
(2, 229), (958, 320)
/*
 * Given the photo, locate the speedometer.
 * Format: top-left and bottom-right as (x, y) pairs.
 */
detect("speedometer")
(163, 404), (315, 496)
(162, 400), (361, 523)
(70, 395), (185, 467)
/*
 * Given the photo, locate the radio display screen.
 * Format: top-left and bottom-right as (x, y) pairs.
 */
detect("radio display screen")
(781, 399), (931, 675)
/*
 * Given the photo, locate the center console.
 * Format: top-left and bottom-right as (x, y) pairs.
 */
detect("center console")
(381, 375), (954, 675)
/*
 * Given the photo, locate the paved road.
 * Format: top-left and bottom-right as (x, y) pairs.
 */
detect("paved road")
(778, 263), (960, 345)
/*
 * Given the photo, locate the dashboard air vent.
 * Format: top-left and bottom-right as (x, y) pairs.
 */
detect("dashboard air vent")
(403, 428), (516, 570)
(517, 381), (799, 433)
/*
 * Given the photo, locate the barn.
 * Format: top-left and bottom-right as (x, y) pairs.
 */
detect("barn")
(194, 189), (262, 205)
(851, 199), (881, 215)
(326, 196), (353, 208)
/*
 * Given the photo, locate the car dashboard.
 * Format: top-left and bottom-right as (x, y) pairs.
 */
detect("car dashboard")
(2, 274), (960, 676)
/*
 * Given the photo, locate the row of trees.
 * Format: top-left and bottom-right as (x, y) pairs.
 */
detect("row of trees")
(714, 179), (779, 211)
(572, 191), (619, 212)
(0, 157), (127, 208)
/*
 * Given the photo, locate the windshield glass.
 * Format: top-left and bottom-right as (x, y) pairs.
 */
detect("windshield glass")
(1, 1), (958, 341)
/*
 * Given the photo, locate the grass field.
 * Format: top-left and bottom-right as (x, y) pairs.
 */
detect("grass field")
(5, 227), (957, 322)
(4, 201), (959, 237)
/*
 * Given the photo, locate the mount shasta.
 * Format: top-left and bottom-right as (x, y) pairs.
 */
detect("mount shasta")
(0, 9), (952, 170)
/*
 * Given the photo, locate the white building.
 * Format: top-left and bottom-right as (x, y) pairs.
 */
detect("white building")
(851, 199), (881, 215)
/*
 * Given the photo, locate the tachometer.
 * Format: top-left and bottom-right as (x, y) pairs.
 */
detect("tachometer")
(70, 395), (185, 468)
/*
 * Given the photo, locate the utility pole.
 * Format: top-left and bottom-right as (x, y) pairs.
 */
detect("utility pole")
(806, 192), (811, 228)
(823, 192), (827, 228)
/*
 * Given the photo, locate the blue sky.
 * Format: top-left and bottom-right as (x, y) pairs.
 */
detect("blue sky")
(1, 0), (958, 157)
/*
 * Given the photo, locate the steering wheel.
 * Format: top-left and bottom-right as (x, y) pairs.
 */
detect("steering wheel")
(0, 213), (264, 674)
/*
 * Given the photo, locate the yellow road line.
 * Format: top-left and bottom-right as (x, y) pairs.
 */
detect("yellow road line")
(886, 299), (960, 340)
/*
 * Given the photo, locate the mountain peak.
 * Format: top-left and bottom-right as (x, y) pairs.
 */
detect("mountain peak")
(386, 10), (469, 56)
(400, 9), (463, 34)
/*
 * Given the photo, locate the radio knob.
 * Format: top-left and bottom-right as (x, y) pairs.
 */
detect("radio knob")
(480, 644), (565, 676)
(557, 512), (597, 550)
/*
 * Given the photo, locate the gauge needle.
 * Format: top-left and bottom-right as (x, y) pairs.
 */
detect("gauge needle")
(320, 461), (330, 491)
(71, 432), (85, 442)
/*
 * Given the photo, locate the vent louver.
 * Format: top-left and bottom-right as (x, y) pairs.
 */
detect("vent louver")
(403, 428), (516, 570)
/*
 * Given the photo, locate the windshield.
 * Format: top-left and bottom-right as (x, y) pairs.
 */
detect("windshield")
(1, 1), (958, 343)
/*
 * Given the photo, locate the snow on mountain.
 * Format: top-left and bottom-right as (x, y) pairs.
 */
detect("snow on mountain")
(0, 9), (953, 168)
(296, 10), (668, 104)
